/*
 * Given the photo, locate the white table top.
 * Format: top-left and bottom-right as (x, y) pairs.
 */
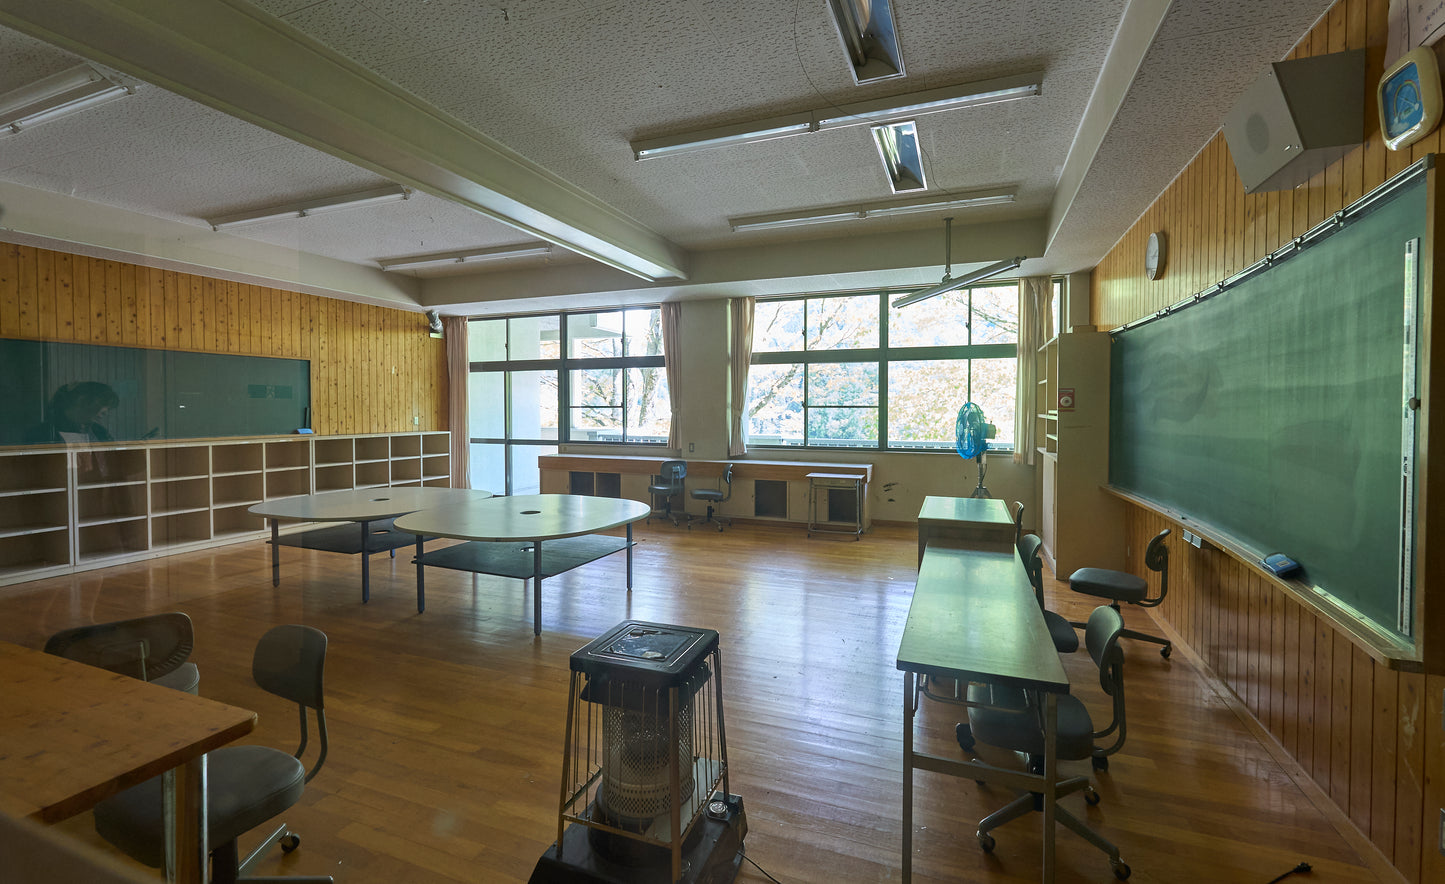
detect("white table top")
(248, 487), (492, 522)
(917, 495), (1013, 528)
(393, 493), (650, 543)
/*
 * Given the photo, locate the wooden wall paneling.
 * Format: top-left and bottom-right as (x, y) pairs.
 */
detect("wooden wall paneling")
(0, 244), (17, 336)
(1330, 631), (1351, 806)
(102, 261), (119, 345)
(1394, 671), (1424, 881)
(1247, 577), (1261, 717)
(145, 267), (163, 348)
(1269, 587), (1286, 736)
(54, 253), (74, 340)
(1372, 664), (1399, 859)
(1297, 608), (1315, 772)
(36, 249), (56, 340)
(1348, 648), (1374, 835)
(17, 244), (37, 338)
(1312, 616), (1333, 786)
(1421, 673), (1445, 880)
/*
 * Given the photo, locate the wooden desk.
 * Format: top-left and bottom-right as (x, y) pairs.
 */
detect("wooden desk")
(394, 494), (650, 634)
(250, 487), (491, 603)
(915, 495), (1015, 564)
(896, 546), (1069, 883)
(0, 642), (256, 883)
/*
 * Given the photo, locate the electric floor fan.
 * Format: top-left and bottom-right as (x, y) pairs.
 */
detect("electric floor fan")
(955, 402), (996, 499)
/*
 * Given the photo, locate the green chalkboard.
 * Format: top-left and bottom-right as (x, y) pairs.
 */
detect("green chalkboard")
(0, 340), (310, 445)
(1110, 171), (1423, 639)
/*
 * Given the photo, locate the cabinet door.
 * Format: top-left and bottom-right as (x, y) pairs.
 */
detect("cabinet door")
(1041, 455), (1058, 561)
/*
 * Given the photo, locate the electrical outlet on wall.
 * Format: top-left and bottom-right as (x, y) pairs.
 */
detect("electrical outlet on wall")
(689, 442), (695, 452)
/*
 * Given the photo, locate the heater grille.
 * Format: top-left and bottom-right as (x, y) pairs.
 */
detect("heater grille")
(599, 699), (695, 828)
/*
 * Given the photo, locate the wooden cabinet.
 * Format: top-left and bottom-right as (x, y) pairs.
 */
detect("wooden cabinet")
(1035, 331), (1122, 576)
(0, 432), (449, 587)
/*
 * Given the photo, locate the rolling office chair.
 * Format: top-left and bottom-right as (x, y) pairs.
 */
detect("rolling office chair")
(1069, 528), (1173, 658)
(688, 463), (733, 531)
(646, 459), (687, 526)
(1011, 500), (1025, 545)
(44, 611), (200, 694)
(92, 624), (332, 884)
(963, 605), (1131, 879)
(1020, 533), (1079, 654)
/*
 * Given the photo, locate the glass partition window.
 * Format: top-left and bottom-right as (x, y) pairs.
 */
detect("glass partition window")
(748, 285), (1019, 450)
(467, 308), (666, 494)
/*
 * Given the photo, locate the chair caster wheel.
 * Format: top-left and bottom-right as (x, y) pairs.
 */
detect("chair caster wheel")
(1092, 755), (1109, 771)
(1084, 786), (1101, 806)
(716, 524), (724, 532)
(976, 831), (995, 853)
(1161, 645), (1172, 659)
(955, 722), (975, 752)
(280, 834), (300, 853)
(1111, 858), (1131, 879)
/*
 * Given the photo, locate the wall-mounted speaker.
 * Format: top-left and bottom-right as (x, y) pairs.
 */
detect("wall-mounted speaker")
(425, 309), (443, 337)
(1223, 49), (1365, 194)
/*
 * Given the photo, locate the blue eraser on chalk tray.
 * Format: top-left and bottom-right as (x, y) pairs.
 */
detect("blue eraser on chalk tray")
(1260, 553), (1300, 577)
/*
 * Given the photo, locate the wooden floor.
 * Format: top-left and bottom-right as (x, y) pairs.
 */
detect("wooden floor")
(0, 520), (1389, 884)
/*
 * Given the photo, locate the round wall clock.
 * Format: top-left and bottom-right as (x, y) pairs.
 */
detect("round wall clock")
(1379, 46), (1443, 151)
(1145, 231), (1167, 280)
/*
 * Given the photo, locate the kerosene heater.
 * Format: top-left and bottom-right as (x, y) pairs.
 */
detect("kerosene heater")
(529, 621), (747, 884)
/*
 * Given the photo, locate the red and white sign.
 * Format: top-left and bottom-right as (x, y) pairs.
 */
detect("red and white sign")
(1058, 387), (1076, 412)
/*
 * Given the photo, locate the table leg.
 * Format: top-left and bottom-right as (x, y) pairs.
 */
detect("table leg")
(163, 754), (207, 884)
(902, 671), (914, 883)
(533, 541), (544, 636)
(1042, 692), (1058, 884)
(269, 518), (280, 587)
(414, 535), (426, 613)
(359, 519), (371, 603)
(626, 523), (634, 591)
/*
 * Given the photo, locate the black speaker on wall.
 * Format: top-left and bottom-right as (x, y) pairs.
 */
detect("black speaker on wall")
(1223, 48), (1365, 194)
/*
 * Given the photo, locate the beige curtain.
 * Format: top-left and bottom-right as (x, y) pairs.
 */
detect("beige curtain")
(443, 315), (471, 488)
(1014, 277), (1051, 465)
(661, 301), (683, 449)
(729, 298), (754, 457)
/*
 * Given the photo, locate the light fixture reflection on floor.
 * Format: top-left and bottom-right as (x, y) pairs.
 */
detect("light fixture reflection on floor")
(529, 621), (747, 884)
(207, 185), (411, 231)
(379, 242), (553, 271)
(0, 64), (133, 137)
(729, 188), (1015, 232)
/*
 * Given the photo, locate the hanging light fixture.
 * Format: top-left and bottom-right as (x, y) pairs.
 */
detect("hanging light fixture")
(891, 217), (1027, 308)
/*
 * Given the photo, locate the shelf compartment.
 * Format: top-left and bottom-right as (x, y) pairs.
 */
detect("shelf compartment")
(151, 477), (210, 512)
(355, 461), (389, 487)
(0, 489), (67, 536)
(265, 440), (311, 469)
(422, 454), (449, 479)
(355, 436), (389, 461)
(213, 473), (265, 506)
(213, 504), (263, 538)
(0, 531), (70, 575)
(754, 479), (788, 519)
(265, 468), (310, 499)
(212, 443), (263, 473)
(422, 433), (449, 455)
(78, 520), (148, 559)
(151, 511), (211, 546)
(390, 434), (421, 458)
(0, 452), (68, 493)
(315, 437), (354, 465)
(423, 477), (451, 488)
(77, 485), (147, 524)
(150, 446), (209, 480)
(77, 448), (146, 484)
(391, 458), (421, 483)
(315, 463), (354, 491)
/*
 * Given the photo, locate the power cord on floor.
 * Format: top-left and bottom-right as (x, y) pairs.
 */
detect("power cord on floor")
(740, 843), (784, 883)
(1265, 862), (1311, 883)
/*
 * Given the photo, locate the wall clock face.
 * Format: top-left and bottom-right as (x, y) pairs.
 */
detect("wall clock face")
(1145, 231), (1166, 280)
(1380, 46), (1443, 151)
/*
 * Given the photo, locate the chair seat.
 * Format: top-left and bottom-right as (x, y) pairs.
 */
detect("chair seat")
(966, 683), (1096, 760)
(151, 660), (199, 694)
(1069, 567), (1148, 603)
(691, 489), (724, 503)
(1043, 610), (1079, 654)
(94, 745), (306, 868)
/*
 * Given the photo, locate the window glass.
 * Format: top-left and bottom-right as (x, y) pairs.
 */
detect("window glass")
(508, 370), (556, 440)
(888, 291), (969, 347)
(625, 367), (671, 442)
(806, 295), (878, 349)
(513, 314), (560, 361)
(746, 363), (803, 446)
(624, 308), (663, 357)
(568, 311), (624, 358)
(468, 442), (505, 495)
(468, 371), (504, 438)
(970, 357), (1018, 447)
(468, 319), (505, 361)
(753, 300), (804, 353)
(887, 359), (969, 448)
(971, 285), (1018, 345)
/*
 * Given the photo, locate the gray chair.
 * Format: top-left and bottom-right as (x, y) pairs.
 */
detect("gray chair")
(964, 605), (1131, 879)
(688, 463), (733, 531)
(646, 459), (687, 526)
(44, 611), (200, 694)
(1011, 500), (1025, 545)
(92, 624), (332, 884)
(1019, 534), (1079, 654)
(1069, 528), (1173, 658)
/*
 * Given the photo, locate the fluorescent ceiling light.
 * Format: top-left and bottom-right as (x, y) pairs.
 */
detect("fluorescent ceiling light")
(890, 217), (1025, 308)
(827, 0), (905, 84)
(729, 188), (1015, 232)
(0, 64), (132, 136)
(630, 72), (1041, 160)
(208, 185), (410, 231)
(379, 242), (553, 271)
(872, 120), (926, 193)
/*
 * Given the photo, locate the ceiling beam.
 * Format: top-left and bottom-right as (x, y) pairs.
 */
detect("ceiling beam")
(0, 0), (690, 282)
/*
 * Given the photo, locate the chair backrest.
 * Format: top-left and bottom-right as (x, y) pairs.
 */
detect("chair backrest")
(719, 464), (734, 501)
(252, 624), (329, 782)
(1017, 533), (1045, 608)
(43, 612), (193, 682)
(1082, 605), (1127, 755)
(662, 460), (686, 480)
(1011, 500), (1025, 546)
(1141, 528), (1171, 605)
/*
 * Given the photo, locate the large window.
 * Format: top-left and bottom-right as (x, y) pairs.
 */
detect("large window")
(748, 286), (1018, 450)
(467, 308), (668, 494)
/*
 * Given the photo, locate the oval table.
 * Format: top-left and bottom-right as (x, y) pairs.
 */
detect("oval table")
(249, 487), (492, 603)
(394, 494), (650, 634)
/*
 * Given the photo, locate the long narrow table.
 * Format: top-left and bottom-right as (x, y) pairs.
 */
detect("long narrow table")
(915, 495), (1015, 564)
(897, 545), (1070, 883)
(0, 641), (257, 884)
(393, 494), (651, 634)
(250, 487), (491, 602)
